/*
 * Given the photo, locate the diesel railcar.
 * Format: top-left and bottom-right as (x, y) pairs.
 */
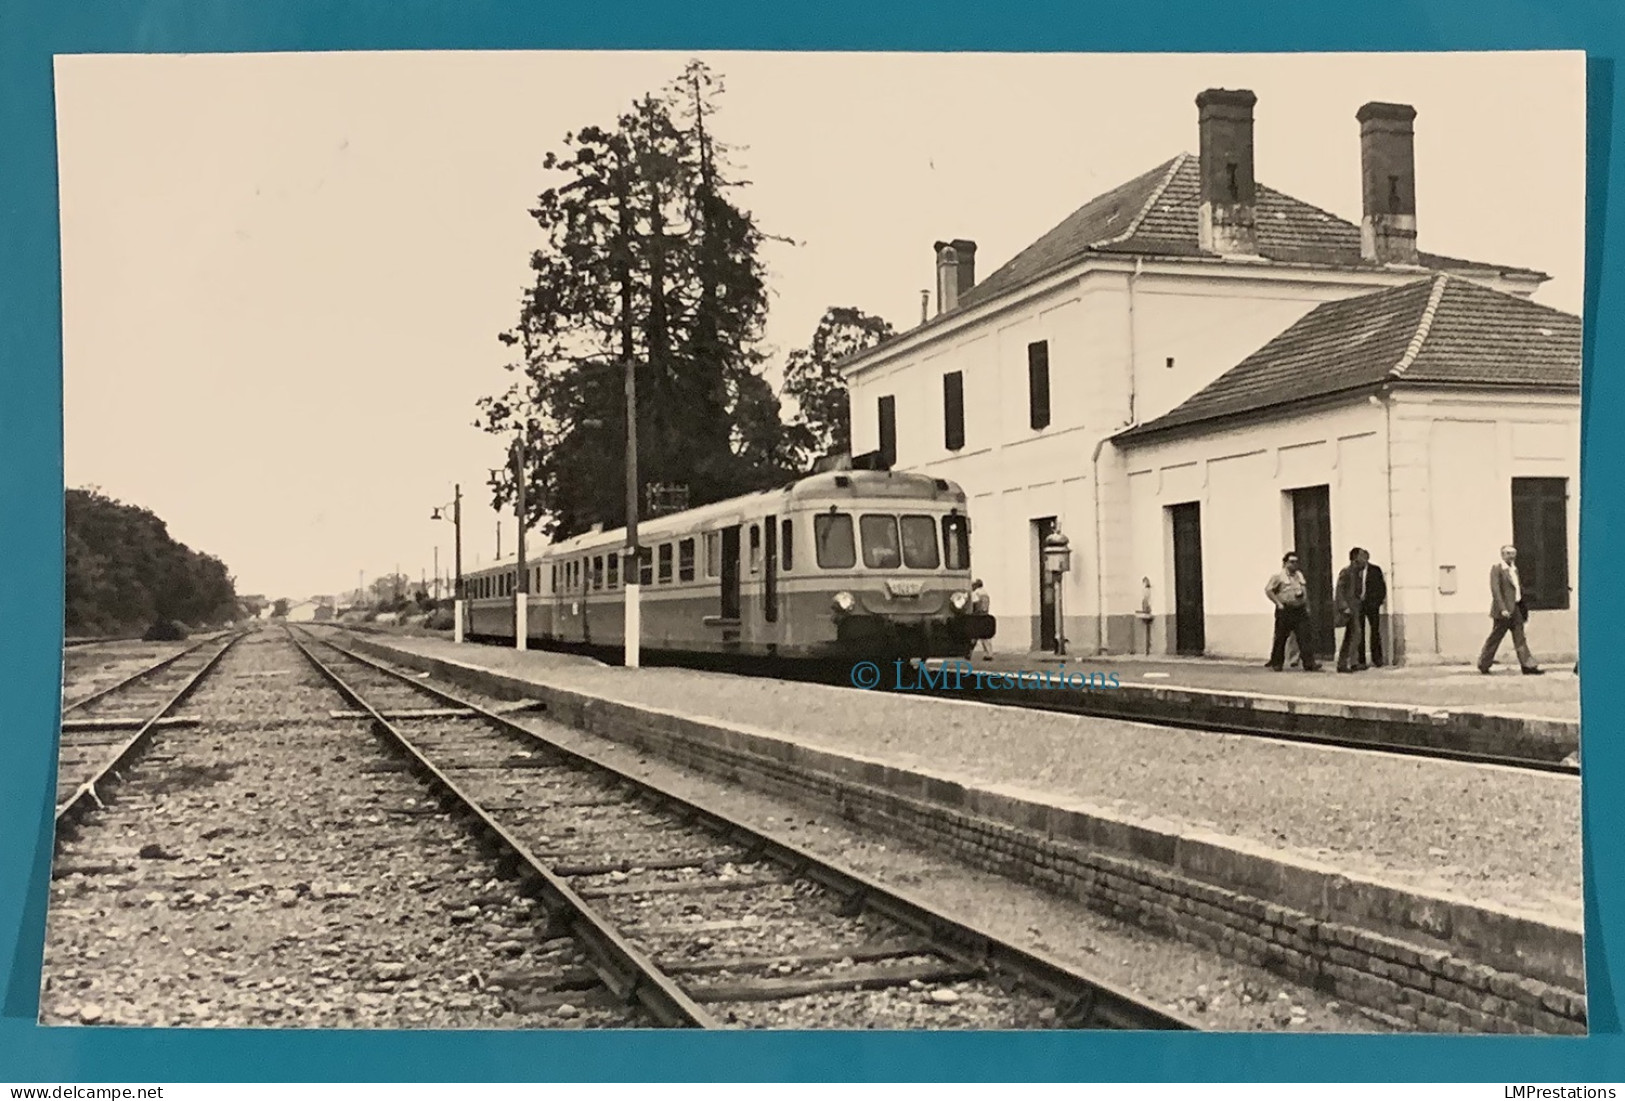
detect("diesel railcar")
(460, 468), (995, 660)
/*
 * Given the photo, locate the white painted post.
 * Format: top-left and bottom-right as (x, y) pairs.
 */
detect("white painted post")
(624, 575), (641, 669)
(453, 599), (465, 644)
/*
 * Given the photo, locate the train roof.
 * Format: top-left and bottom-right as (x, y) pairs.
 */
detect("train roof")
(465, 468), (968, 575)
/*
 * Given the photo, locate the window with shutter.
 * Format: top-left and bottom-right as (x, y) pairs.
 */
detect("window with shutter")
(1028, 341), (1051, 430)
(943, 371), (965, 451)
(878, 395), (897, 468)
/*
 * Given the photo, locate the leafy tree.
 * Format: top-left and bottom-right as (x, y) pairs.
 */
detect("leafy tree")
(478, 60), (800, 541)
(272, 598), (291, 618)
(781, 306), (896, 461)
(369, 573), (411, 607)
(64, 488), (240, 635)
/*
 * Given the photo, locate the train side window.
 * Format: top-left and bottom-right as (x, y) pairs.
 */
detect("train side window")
(658, 543), (673, 584)
(942, 515), (971, 570)
(860, 515), (903, 569)
(608, 552), (619, 589)
(705, 532), (721, 578)
(678, 538), (696, 582)
(592, 555), (603, 591)
(781, 519), (793, 571)
(749, 525), (761, 574)
(639, 548), (653, 586)
(549, 564), (557, 593)
(814, 513), (856, 569)
(900, 515), (941, 569)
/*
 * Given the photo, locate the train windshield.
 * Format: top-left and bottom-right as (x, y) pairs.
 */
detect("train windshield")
(942, 514), (970, 570)
(899, 516), (940, 569)
(859, 515), (901, 568)
(815, 513), (856, 568)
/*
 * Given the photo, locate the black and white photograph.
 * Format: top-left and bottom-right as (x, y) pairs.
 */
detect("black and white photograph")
(45, 49), (1583, 1034)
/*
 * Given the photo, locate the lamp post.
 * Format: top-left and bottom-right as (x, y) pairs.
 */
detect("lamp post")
(623, 356), (641, 670)
(431, 484), (464, 643)
(513, 430), (529, 653)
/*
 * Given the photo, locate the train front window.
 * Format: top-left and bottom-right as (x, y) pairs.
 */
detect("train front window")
(860, 515), (902, 569)
(900, 515), (940, 569)
(814, 513), (855, 569)
(942, 515), (971, 570)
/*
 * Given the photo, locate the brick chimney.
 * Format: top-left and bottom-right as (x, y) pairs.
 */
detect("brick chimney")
(933, 239), (977, 315)
(1195, 89), (1259, 256)
(1357, 101), (1419, 266)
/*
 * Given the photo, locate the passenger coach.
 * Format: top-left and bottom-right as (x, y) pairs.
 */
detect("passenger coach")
(461, 469), (996, 660)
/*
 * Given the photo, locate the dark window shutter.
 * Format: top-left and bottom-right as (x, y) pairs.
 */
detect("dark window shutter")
(878, 395), (897, 469)
(943, 371), (965, 451)
(1028, 341), (1051, 430)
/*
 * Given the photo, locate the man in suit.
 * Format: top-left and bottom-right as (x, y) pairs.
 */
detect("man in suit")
(1478, 545), (1544, 675)
(1265, 551), (1321, 672)
(1354, 549), (1388, 667)
(1334, 547), (1366, 673)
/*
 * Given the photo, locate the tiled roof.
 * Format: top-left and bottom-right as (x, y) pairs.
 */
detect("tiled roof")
(958, 154), (1546, 315)
(1116, 275), (1582, 442)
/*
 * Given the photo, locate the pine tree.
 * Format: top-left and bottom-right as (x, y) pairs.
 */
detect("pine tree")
(478, 61), (800, 540)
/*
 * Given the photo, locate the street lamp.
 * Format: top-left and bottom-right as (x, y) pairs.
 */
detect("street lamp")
(490, 429), (532, 653)
(430, 484), (464, 644)
(510, 431), (531, 653)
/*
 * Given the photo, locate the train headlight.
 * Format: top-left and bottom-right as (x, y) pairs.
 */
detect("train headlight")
(949, 591), (970, 612)
(832, 591), (856, 614)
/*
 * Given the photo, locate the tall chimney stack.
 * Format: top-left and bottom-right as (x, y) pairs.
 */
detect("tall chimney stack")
(1195, 89), (1260, 256)
(1357, 102), (1419, 266)
(933, 239), (978, 315)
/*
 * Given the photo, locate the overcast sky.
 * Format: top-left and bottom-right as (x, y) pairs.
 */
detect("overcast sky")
(55, 50), (1585, 601)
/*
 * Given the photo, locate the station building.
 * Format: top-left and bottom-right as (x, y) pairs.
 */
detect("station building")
(837, 89), (1581, 665)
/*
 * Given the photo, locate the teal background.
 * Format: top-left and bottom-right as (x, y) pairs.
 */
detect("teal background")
(1, 0), (1620, 1081)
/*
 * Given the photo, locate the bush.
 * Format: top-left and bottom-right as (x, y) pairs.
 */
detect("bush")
(143, 619), (190, 641)
(425, 607), (455, 631)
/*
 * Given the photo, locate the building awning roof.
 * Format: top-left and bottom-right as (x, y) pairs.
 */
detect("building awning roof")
(1115, 274), (1582, 444)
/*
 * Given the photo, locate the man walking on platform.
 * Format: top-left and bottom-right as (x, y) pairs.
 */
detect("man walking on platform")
(1478, 545), (1544, 675)
(1265, 551), (1321, 672)
(1334, 548), (1367, 673)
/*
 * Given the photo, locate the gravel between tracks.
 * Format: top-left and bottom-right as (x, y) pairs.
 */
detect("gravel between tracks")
(40, 630), (644, 1030)
(363, 635), (1581, 925)
(349, 651), (1391, 1032)
(61, 641), (196, 707)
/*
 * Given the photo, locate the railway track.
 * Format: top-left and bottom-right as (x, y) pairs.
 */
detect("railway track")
(288, 627), (1196, 1031)
(55, 633), (242, 827)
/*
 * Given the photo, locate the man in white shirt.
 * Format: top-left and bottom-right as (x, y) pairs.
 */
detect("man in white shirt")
(1477, 545), (1543, 675)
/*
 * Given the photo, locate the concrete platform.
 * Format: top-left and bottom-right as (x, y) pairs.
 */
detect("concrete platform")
(914, 654), (1578, 766)
(330, 629), (1585, 1033)
(990, 650), (1580, 723)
